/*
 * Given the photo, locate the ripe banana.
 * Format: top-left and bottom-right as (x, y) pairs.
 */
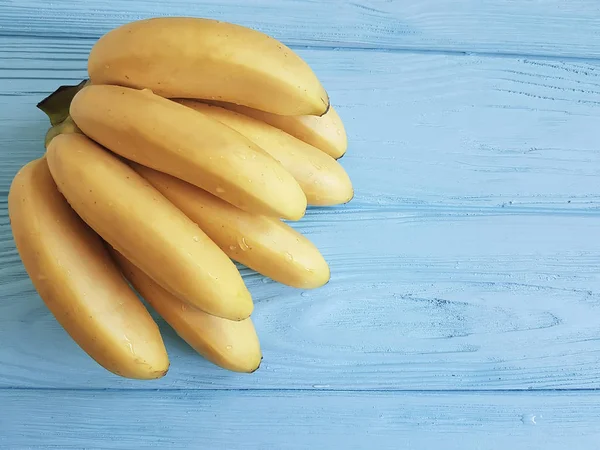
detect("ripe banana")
(131, 163), (331, 289)
(46, 133), (253, 321)
(176, 100), (354, 206)
(212, 101), (347, 159)
(69, 84), (307, 221)
(110, 249), (262, 373)
(87, 17), (329, 116)
(8, 157), (169, 379)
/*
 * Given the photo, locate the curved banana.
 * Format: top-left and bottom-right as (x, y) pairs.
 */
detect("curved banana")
(110, 249), (262, 373)
(8, 157), (169, 379)
(87, 17), (329, 116)
(70, 84), (307, 221)
(46, 133), (253, 321)
(212, 101), (347, 159)
(177, 100), (353, 206)
(131, 163), (331, 289)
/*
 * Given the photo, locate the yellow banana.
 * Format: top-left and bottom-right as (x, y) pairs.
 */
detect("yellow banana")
(46, 133), (253, 321)
(212, 101), (347, 159)
(131, 163), (331, 289)
(70, 84), (307, 221)
(177, 100), (353, 206)
(87, 17), (329, 116)
(110, 249), (262, 373)
(8, 157), (169, 379)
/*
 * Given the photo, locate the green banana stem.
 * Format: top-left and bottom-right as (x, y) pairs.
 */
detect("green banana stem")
(44, 116), (83, 149)
(37, 79), (89, 148)
(37, 79), (89, 126)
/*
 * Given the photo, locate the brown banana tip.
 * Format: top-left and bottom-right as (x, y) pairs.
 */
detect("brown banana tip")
(346, 190), (355, 203)
(249, 356), (263, 373)
(156, 367), (169, 378)
(319, 97), (331, 117)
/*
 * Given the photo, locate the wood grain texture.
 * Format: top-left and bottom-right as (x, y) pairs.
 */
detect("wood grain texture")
(3, 1), (600, 59)
(3, 212), (600, 389)
(3, 1), (600, 446)
(4, 38), (600, 209)
(2, 390), (599, 449)
(1, 37), (600, 390)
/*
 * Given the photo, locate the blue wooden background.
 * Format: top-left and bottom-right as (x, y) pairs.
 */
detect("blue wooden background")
(2, 1), (600, 448)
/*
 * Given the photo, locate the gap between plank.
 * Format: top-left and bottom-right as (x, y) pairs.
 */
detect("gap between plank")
(0, 387), (599, 393)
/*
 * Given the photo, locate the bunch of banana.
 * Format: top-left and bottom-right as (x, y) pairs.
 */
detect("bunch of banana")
(8, 17), (352, 380)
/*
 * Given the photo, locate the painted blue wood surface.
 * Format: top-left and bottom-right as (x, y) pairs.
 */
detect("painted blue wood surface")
(2, 1), (600, 448)
(3, 391), (600, 449)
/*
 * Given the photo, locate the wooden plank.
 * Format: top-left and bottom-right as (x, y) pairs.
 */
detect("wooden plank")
(2, 38), (600, 208)
(2, 212), (600, 389)
(3, 1), (600, 59)
(1, 41), (600, 390)
(1, 390), (599, 449)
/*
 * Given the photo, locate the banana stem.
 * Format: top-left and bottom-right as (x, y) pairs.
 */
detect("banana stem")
(37, 79), (89, 148)
(44, 116), (83, 149)
(37, 79), (89, 125)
